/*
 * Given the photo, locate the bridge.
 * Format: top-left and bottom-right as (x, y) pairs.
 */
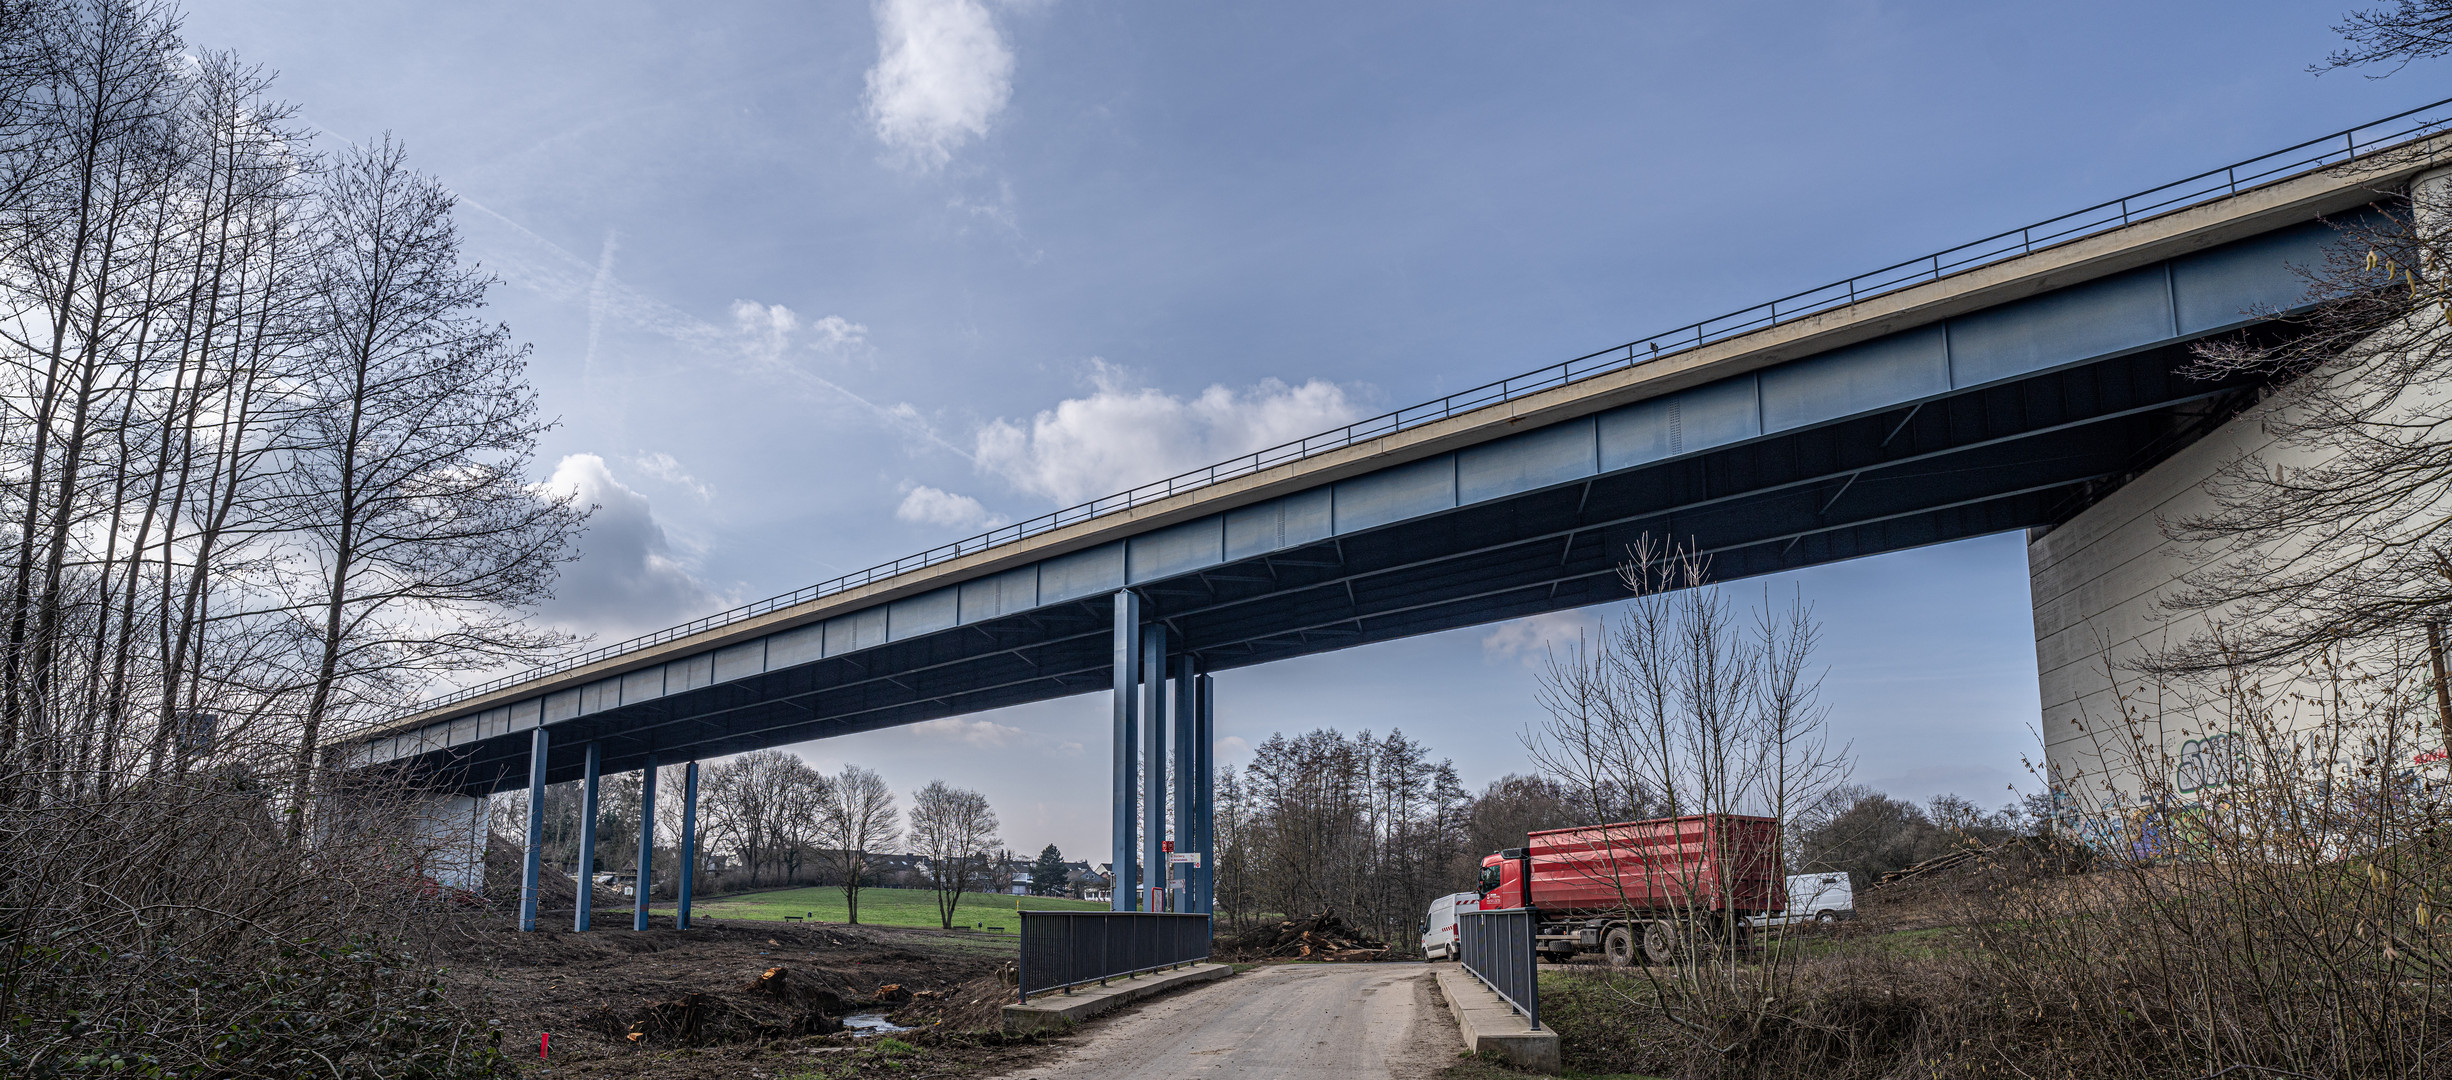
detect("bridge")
(353, 100), (2452, 929)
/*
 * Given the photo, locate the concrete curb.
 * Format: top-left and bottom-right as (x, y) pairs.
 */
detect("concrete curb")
(1000, 963), (1234, 1034)
(1432, 966), (1560, 1074)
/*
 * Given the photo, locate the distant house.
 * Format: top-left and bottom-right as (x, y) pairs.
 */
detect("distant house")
(1072, 862), (1117, 902)
(1065, 865), (1108, 899)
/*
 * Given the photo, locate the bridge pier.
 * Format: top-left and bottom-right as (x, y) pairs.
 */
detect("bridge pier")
(1170, 655), (1195, 912)
(1193, 672), (1215, 914)
(677, 760), (698, 929)
(575, 741), (601, 932)
(633, 753), (657, 931)
(519, 726), (549, 932)
(1142, 621), (1168, 912)
(1111, 590), (1140, 910)
(409, 792), (487, 894)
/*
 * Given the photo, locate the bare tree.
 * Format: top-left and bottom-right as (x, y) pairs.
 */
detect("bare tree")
(1523, 538), (1849, 1045)
(699, 748), (820, 886)
(277, 137), (583, 829)
(815, 764), (899, 924)
(907, 780), (998, 929)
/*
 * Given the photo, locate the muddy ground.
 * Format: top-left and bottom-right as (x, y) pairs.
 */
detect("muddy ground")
(433, 914), (1061, 1079)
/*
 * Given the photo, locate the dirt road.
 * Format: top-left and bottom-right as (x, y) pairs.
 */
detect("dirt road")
(996, 962), (1461, 1080)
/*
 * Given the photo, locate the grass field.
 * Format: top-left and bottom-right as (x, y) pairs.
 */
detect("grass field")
(655, 885), (1105, 934)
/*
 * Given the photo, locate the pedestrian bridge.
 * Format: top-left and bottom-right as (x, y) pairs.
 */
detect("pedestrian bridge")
(353, 101), (2452, 922)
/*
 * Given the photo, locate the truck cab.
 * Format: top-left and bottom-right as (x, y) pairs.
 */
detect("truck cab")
(1475, 850), (1524, 909)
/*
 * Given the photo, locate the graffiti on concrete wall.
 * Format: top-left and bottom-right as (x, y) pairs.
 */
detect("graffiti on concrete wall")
(2174, 732), (2243, 796)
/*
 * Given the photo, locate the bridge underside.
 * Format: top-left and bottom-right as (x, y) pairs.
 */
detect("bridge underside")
(414, 335), (2281, 798)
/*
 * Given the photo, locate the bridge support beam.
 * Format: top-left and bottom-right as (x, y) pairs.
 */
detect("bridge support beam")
(677, 760), (698, 929)
(1111, 590), (1140, 910)
(1194, 672), (1215, 914)
(1142, 622), (1168, 912)
(1170, 655), (1196, 912)
(575, 741), (601, 932)
(519, 726), (549, 932)
(633, 754), (657, 931)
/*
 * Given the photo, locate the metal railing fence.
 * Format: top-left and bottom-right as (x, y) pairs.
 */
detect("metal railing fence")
(1016, 911), (1212, 1002)
(1457, 908), (1541, 1031)
(388, 96), (2452, 723)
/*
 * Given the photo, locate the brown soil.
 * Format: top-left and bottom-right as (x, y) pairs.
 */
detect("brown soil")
(433, 914), (1058, 1078)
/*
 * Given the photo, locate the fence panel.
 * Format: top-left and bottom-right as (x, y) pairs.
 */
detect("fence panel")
(1457, 908), (1541, 1031)
(1017, 911), (1212, 1001)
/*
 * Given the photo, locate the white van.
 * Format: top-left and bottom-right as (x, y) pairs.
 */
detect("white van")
(1754, 872), (1855, 928)
(1419, 891), (1483, 960)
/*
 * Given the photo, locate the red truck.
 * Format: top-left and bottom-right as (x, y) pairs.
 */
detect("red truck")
(1475, 813), (1785, 965)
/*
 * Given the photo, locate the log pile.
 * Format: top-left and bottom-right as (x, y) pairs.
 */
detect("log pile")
(1219, 912), (1389, 961)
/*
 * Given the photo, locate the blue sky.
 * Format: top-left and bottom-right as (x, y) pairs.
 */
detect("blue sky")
(183, 0), (2439, 859)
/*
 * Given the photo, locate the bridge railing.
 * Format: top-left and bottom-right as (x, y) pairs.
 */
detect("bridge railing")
(1457, 908), (1541, 1031)
(1016, 911), (1211, 1002)
(388, 95), (2452, 724)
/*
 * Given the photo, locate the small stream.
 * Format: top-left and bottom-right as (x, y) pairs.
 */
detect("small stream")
(840, 1012), (914, 1037)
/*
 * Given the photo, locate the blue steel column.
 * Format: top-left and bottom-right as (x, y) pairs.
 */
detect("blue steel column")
(1195, 673), (1216, 914)
(575, 742), (601, 932)
(1171, 655), (1196, 912)
(1141, 622), (1167, 911)
(1111, 590), (1140, 911)
(677, 761), (698, 930)
(633, 754), (657, 931)
(519, 726), (550, 932)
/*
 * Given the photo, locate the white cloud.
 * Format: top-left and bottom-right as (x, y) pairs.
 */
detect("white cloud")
(540, 454), (726, 640)
(1481, 610), (1600, 667)
(864, 0), (1014, 170)
(896, 483), (1005, 530)
(730, 299), (803, 368)
(807, 314), (868, 351)
(975, 363), (1364, 506)
(629, 451), (715, 501)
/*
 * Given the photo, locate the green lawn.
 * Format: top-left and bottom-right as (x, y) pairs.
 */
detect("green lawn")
(654, 885), (1105, 934)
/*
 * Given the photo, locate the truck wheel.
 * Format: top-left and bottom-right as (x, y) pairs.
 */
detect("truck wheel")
(1641, 921), (1681, 965)
(1602, 926), (1636, 967)
(1814, 910), (1840, 929)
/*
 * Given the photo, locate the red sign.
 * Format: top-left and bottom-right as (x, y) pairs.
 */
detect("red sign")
(1161, 840), (1174, 852)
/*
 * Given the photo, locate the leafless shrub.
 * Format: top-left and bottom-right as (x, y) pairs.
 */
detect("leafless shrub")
(0, 759), (513, 1077)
